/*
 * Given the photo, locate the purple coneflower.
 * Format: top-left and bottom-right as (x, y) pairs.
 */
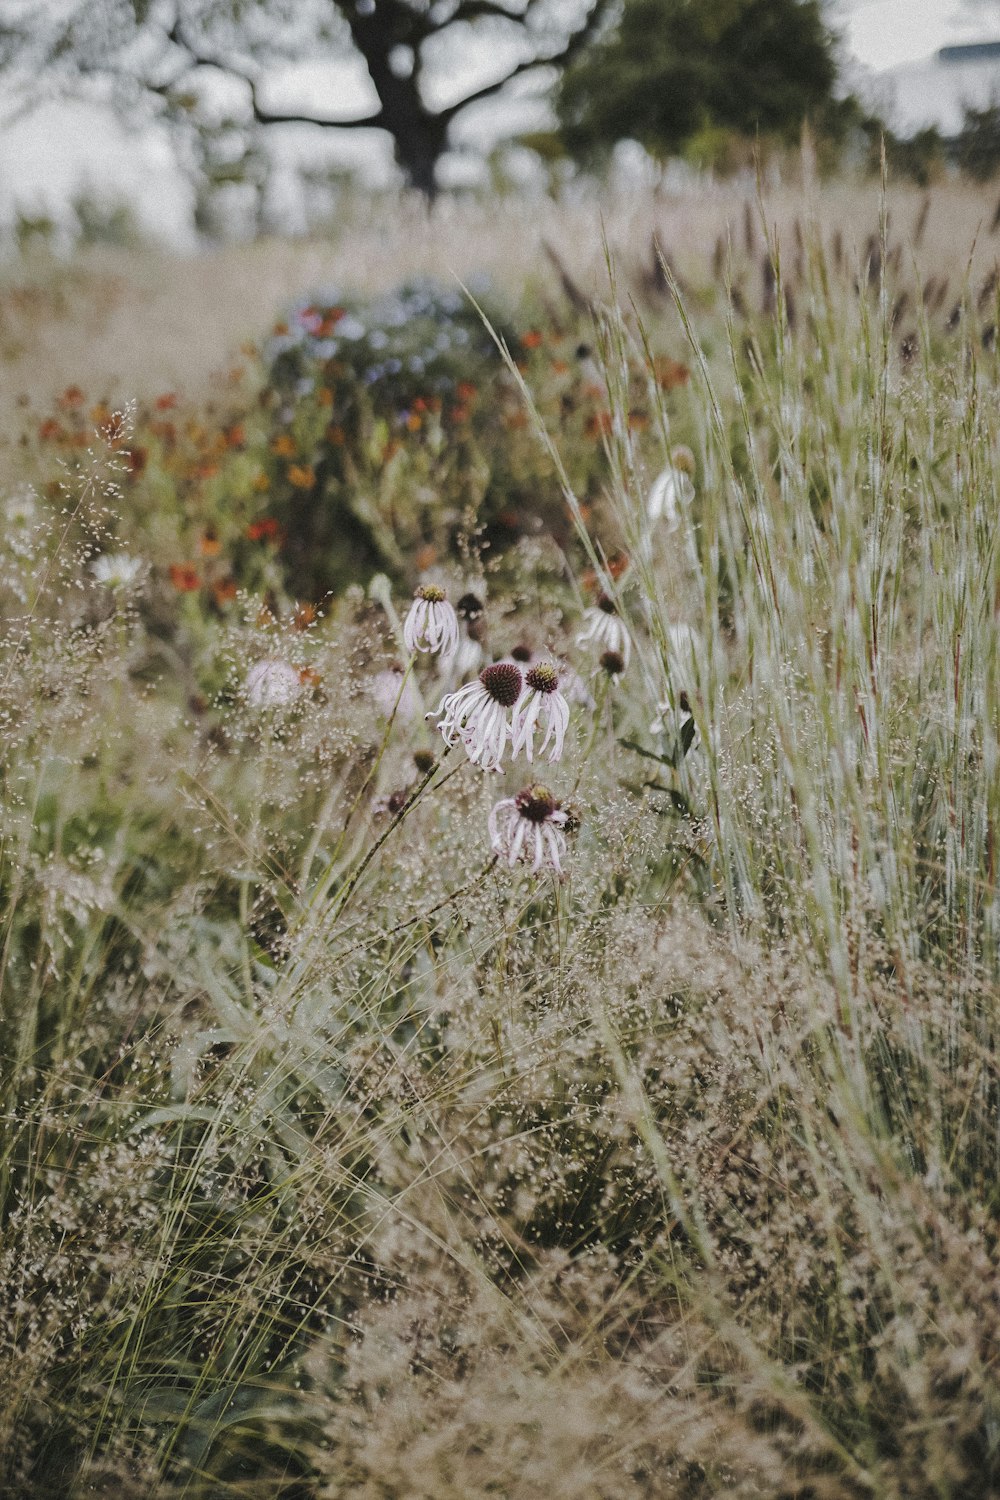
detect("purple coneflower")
(576, 593), (631, 667)
(371, 664), (421, 723)
(244, 658), (303, 709)
(429, 661), (523, 771)
(511, 661), (570, 763)
(403, 584), (459, 658)
(489, 783), (569, 875)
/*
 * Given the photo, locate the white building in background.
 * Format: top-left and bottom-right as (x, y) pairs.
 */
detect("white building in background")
(876, 41), (1000, 137)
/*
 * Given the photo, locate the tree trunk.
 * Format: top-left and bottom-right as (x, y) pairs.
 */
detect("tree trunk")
(347, 7), (450, 197)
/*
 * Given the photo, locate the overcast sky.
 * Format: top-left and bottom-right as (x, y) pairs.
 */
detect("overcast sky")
(841, 0), (984, 69)
(0, 0), (991, 241)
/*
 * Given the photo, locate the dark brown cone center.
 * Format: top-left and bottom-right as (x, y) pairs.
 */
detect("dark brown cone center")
(479, 662), (523, 707)
(515, 784), (558, 822)
(526, 662), (559, 694)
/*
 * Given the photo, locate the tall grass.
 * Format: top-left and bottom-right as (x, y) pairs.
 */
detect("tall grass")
(0, 182), (998, 1497)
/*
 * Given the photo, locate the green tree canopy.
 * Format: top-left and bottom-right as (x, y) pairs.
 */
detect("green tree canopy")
(556, 0), (840, 164)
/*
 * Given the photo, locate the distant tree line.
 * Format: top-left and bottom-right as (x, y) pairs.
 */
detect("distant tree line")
(1, 0), (999, 216)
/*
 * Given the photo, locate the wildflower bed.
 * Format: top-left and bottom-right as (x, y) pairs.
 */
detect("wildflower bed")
(1, 190), (999, 1498)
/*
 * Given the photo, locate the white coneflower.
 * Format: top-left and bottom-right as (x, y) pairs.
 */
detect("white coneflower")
(244, 658), (303, 709)
(576, 594), (631, 668)
(561, 666), (596, 711)
(455, 591), (485, 627)
(651, 623), (703, 728)
(647, 446), (695, 528)
(371, 664), (421, 722)
(91, 552), (144, 590)
(489, 783), (569, 875)
(448, 592), (486, 677)
(450, 634), (484, 680)
(599, 649), (627, 682)
(403, 584), (459, 658)
(429, 660), (523, 771)
(511, 661), (570, 764)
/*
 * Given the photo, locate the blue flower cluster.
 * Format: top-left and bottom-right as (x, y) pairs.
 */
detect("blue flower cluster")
(264, 277), (510, 420)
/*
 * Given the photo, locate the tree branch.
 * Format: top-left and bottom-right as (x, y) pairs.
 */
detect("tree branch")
(443, 0), (532, 22)
(435, 0), (612, 122)
(250, 95), (384, 129)
(164, 9), (384, 130)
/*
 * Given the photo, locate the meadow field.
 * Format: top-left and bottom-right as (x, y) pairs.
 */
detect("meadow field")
(1, 171), (999, 1498)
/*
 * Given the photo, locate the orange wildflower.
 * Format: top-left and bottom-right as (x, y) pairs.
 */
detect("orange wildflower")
(294, 603), (317, 631)
(213, 577), (238, 606)
(456, 381), (477, 402)
(406, 412), (422, 433)
(125, 447), (148, 475)
(58, 385), (85, 410)
(287, 464), (314, 489)
(298, 666), (322, 688)
(155, 392), (178, 411)
(247, 517), (282, 543)
(90, 402), (113, 428)
(521, 330), (544, 350)
(271, 434), (296, 457)
(653, 356), (690, 390)
(414, 543), (437, 572)
(169, 563), (200, 592)
(252, 472), (270, 492)
(38, 418), (64, 442)
(225, 423), (246, 449)
(199, 530), (221, 557)
(317, 387), (334, 408)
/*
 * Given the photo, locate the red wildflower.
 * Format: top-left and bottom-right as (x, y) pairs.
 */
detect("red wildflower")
(247, 517), (282, 543)
(169, 563), (200, 592)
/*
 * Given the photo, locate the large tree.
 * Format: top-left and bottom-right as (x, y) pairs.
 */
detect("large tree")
(556, 0), (840, 164)
(0, 0), (610, 198)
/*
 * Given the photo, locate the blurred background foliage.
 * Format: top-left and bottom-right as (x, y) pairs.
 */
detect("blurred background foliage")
(1, 0), (1000, 242)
